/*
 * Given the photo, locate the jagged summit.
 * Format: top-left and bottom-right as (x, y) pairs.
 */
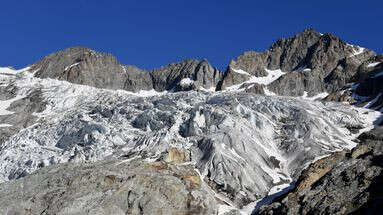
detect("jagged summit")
(217, 29), (376, 99)
(269, 28), (322, 51)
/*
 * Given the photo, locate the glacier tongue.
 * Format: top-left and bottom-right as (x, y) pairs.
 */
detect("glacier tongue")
(0, 71), (381, 210)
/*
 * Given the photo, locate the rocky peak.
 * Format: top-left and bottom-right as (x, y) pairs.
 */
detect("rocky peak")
(217, 29), (324, 91)
(267, 28), (322, 71)
(31, 46), (153, 92)
(217, 28), (377, 98)
(32, 47), (116, 77)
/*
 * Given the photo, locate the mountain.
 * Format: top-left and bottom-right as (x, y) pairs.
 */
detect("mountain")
(217, 29), (374, 95)
(0, 28), (382, 214)
(28, 31), (383, 109)
(216, 29), (383, 117)
(32, 47), (153, 92)
(30, 47), (221, 93)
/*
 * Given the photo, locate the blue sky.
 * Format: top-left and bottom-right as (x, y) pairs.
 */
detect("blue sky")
(1, 0), (382, 70)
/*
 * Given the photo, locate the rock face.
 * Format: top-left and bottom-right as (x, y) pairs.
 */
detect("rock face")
(354, 56), (383, 110)
(323, 54), (383, 115)
(0, 158), (218, 215)
(259, 127), (383, 215)
(31, 47), (221, 93)
(32, 47), (153, 92)
(151, 59), (222, 92)
(217, 29), (376, 98)
(0, 79), (46, 145)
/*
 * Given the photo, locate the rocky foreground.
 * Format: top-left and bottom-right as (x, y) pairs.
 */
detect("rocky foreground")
(259, 127), (383, 215)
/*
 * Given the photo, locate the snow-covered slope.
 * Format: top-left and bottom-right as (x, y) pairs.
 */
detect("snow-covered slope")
(0, 67), (380, 213)
(225, 68), (286, 92)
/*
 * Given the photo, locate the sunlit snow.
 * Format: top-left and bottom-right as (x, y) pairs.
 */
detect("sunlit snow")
(226, 67), (285, 91)
(367, 62), (381, 68)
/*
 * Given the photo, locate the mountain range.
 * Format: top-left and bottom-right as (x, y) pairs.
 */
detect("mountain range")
(0, 28), (382, 214)
(20, 28), (383, 111)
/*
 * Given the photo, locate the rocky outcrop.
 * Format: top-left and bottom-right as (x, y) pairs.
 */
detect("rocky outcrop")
(326, 55), (383, 111)
(165, 147), (190, 164)
(0, 158), (218, 215)
(259, 127), (383, 215)
(268, 70), (325, 97)
(354, 58), (383, 98)
(0, 82), (46, 145)
(151, 59), (221, 92)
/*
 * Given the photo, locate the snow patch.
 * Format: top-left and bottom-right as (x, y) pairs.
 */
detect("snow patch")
(0, 67), (16, 75)
(0, 124), (12, 128)
(226, 68), (285, 91)
(251, 68), (285, 85)
(199, 86), (216, 92)
(64, 62), (80, 71)
(300, 91), (329, 100)
(367, 62), (381, 68)
(0, 67), (31, 77)
(296, 66), (312, 73)
(127, 89), (168, 97)
(263, 87), (276, 96)
(242, 183), (295, 214)
(232, 68), (251, 76)
(0, 95), (26, 115)
(180, 78), (194, 87)
(349, 45), (365, 57)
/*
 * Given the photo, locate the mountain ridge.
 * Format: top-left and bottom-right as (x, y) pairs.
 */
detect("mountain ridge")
(24, 28), (382, 105)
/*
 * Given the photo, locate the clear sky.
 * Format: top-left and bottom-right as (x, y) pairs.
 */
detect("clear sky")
(1, 0), (382, 70)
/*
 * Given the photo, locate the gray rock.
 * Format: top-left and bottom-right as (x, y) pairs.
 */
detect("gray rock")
(0, 159), (218, 215)
(32, 47), (153, 92)
(31, 48), (222, 93)
(268, 70), (325, 97)
(151, 59), (222, 92)
(258, 127), (383, 215)
(349, 56), (383, 111)
(0, 85), (46, 146)
(217, 28), (376, 98)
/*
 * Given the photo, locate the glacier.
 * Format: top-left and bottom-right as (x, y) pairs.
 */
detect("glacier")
(0, 67), (381, 212)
